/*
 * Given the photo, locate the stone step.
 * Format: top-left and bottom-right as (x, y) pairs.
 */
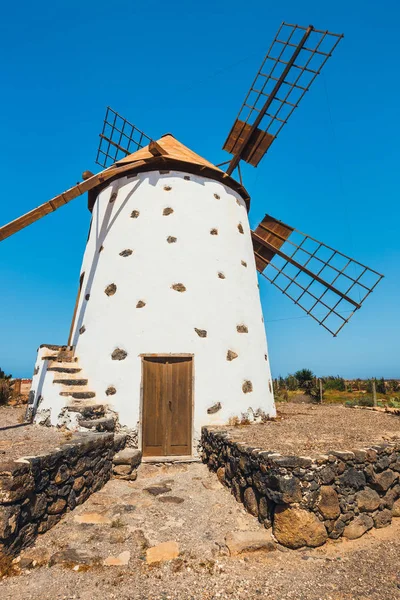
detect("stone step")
(67, 404), (106, 418)
(53, 378), (88, 386)
(48, 363), (82, 374)
(59, 385), (91, 393)
(60, 391), (96, 399)
(113, 449), (142, 468)
(79, 416), (116, 432)
(43, 355), (77, 363)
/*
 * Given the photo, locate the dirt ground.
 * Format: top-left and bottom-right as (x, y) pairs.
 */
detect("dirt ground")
(0, 406), (70, 463)
(1, 461), (400, 600)
(225, 403), (400, 457)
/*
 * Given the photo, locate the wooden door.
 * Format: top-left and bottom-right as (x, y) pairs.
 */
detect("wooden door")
(142, 356), (192, 457)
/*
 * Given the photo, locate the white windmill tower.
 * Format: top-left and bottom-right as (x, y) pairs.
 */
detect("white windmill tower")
(0, 23), (383, 458)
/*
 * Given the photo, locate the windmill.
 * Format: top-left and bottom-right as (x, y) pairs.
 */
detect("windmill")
(0, 23), (383, 457)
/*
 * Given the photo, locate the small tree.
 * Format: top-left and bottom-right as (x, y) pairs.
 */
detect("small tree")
(323, 376), (346, 392)
(285, 374), (298, 391)
(294, 369), (321, 402)
(376, 378), (386, 395)
(367, 378), (386, 395)
(294, 369), (315, 388)
(0, 367), (12, 380)
(388, 380), (400, 393)
(0, 367), (12, 406)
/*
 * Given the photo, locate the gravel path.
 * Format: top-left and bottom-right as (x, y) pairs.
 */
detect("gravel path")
(1, 462), (400, 599)
(0, 406), (69, 463)
(224, 403), (400, 457)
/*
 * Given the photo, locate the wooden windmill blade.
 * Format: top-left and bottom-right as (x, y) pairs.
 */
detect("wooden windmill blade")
(223, 23), (343, 175)
(0, 109), (153, 242)
(0, 161), (147, 242)
(96, 106), (153, 168)
(252, 214), (384, 337)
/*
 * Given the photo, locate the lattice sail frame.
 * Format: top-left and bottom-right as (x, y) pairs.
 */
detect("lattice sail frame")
(96, 107), (152, 168)
(252, 215), (384, 336)
(224, 23), (343, 172)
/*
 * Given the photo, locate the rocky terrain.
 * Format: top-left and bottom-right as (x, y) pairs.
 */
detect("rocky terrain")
(225, 403), (400, 457)
(1, 461), (400, 599)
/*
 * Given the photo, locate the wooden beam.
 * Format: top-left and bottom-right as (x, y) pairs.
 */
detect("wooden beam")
(99, 133), (130, 156)
(0, 161), (147, 242)
(148, 140), (168, 157)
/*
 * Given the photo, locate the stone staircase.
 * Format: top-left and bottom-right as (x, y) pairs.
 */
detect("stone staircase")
(43, 346), (117, 432)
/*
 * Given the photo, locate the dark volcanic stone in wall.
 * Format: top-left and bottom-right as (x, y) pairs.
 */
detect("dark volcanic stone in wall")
(236, 324), (248, 333)
(111, 348), (127, 361)
(242, 380), (253, 394)
(104, 284), (117, 296)
(171, 283), (186, 292)
(194, 328), (207, 338)
(338, 468), (366, 491)
(207, 403), (221, 414)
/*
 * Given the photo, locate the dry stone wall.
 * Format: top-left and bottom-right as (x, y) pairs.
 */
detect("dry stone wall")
(202, 427), (400, 549)
(0, 432), (126, 557)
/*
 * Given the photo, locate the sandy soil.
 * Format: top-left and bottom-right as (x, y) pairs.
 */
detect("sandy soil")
(1, 462), (400, 599)
(224, 403), (400, 457)
(0, 406), (69, 463)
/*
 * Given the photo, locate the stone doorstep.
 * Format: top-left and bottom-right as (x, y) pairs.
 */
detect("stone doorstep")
(142, 456), (201, 464)
(113, 449), (142, 468)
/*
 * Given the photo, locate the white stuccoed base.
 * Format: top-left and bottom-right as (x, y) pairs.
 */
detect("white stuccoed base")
(32, 168), (275, 450)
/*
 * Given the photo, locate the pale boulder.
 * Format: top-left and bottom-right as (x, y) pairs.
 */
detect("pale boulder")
(343, 514), (374, 540)
(225, 530), (275, 555)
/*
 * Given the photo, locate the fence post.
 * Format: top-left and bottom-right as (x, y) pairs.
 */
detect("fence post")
(319, 378), (323, 403)
(372, 380), (377, 407)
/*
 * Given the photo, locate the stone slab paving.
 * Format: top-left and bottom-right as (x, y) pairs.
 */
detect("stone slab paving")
(1, 462), (400, 599)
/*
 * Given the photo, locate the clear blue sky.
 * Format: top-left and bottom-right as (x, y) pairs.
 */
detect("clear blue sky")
(0, 0), (399, 379)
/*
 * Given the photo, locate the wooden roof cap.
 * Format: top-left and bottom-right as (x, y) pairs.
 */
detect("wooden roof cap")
(116, 134), (221, 170)
(99, 134), (251, 209)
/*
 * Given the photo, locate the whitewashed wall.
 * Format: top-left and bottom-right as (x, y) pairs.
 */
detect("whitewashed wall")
(70, 169), (275, 447)
(29, 347), (72, 427)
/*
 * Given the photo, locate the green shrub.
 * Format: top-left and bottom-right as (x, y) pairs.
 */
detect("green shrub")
(0, 380), (11, 406)
(323, 376), (346, 391)
(357, 396), (374, 407)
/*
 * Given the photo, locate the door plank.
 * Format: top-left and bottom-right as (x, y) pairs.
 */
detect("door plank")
(167, 357), (192, 456)
(142, 357), (166, 457)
